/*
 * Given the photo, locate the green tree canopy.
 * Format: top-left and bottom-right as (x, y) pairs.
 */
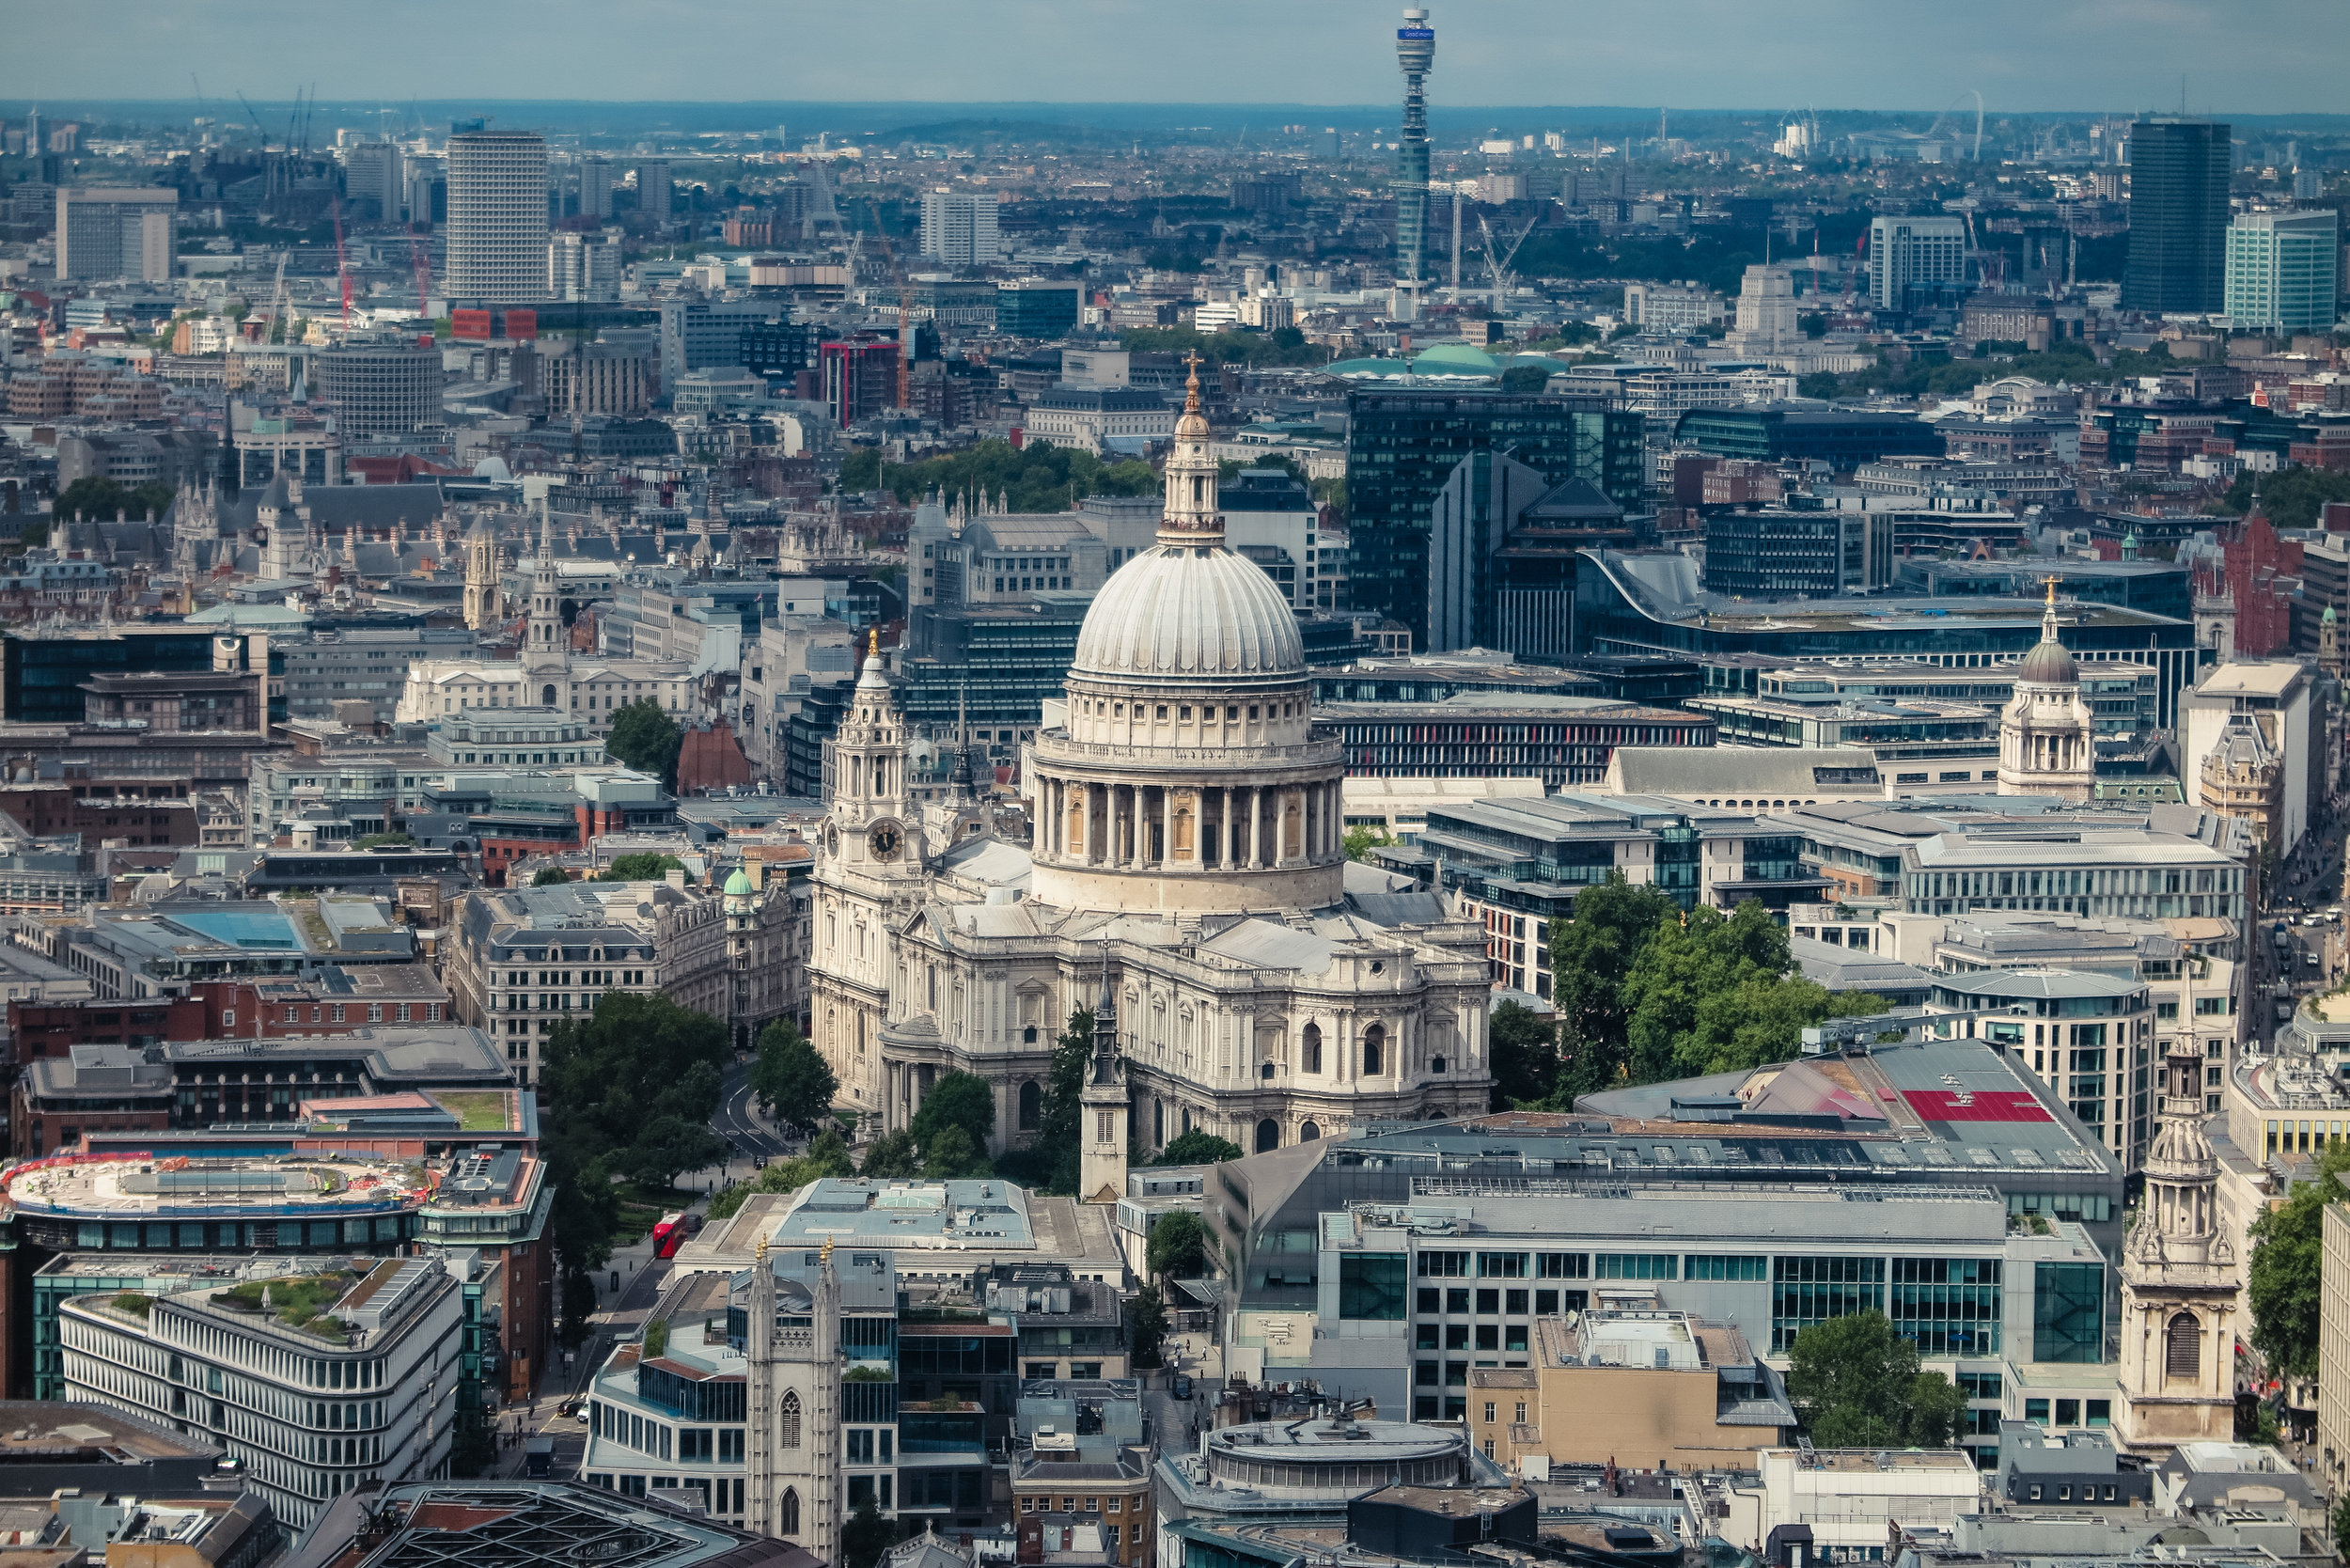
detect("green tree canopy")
(1622, 901), (1888, 1083)
(530, 866), (574, 886)
(1155, 1129), (1246, 1167)
(910, 1070), (996, 1155)
(1488, 1001), (1559, 1109)
(2217, 465), (2350, 532)
(751, 1021), (838, 1133)
(841, 1501), (900, 1568)
(839, 437), (1158, 511)
(1498, 364), (1554, 393)
(1342, 825), (1395, 863)
(53, 476), (176, 523)
(1120, 323), (1329, 368)
(1032, 1007), (1094, 1195)
(1784, 1310), (1966, 1448)
(541, 993), (731, 1338)
(2248, 1140), (2350, 1380)
(1127, 1280), (1169, 1370)
(601, 852), (687, 883)
(920, 1124), (992, 1180)
(1145, 1211), (1207, 1278)
(859, 1128), (923, 1180)
(709, 1131), (855, 1220)
(1547, 873), (1679, 1099)
(604, 700), (683, 783)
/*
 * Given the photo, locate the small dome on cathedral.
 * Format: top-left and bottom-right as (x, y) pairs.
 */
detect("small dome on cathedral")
(2016, 633), (2078, 686)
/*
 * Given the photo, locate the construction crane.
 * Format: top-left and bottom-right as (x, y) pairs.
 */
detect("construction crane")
(1474, 212), (1536, 315)
(864, 196), (914, 410)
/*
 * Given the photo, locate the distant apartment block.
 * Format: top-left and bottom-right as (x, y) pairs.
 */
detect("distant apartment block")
(2225, 209), (2340, 332)
(919, 192), (1000, 268)
(55, 188), (176, 282)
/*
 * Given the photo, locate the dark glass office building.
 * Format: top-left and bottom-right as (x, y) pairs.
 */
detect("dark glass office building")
(2, 628), (223, 726)
(2123, 118), (2230, 314)
(1345, 387), (1642, 648)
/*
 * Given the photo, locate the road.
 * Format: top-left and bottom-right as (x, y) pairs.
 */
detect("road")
(714, 1058), (791, 1161)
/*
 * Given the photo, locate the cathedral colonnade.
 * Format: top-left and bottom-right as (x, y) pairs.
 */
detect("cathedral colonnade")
(1032, 773), (1349, 870)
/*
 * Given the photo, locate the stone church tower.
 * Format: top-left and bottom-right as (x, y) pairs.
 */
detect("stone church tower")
(523, 501), (567, 703)
(745, 1235), (844, 1559)
(2117, 1032), (2241, 1454)
(463, 518), (502, 631)
(1078, 980), (1127, 1203)
(1996, 578), (2096, 803)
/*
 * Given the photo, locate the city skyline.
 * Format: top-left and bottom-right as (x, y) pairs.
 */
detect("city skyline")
(5, 0), (2349, 116)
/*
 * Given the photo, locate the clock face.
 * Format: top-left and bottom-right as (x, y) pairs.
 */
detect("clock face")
(869, 823), (902, 862)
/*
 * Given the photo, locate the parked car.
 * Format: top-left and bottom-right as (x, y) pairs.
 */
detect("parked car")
(1170, 1374), (1194, 1400)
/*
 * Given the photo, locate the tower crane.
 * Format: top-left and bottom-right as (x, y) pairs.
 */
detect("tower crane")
(1475, 212), (1537, 315)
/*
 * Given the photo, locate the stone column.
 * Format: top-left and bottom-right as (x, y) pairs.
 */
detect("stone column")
(1160, 788), (1173, 867)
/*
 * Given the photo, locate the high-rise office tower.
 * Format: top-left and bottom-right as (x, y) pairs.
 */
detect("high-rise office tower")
(342, 140), (402, 222)
(1867, 213), (1967, 309)
(55, 187), (177, 281)
(1391, 8), (1434, 321)
(445, 126), (548, 303)
(637, 160), (672, 223)
(2124, 118), (2230, 314)
(918, 191), (999, 266)
(2224, 209), (2339, 331)
(580, 155), (613, 221)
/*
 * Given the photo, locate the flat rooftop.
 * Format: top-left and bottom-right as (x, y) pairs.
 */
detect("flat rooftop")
(7, 1152), (427, 1222)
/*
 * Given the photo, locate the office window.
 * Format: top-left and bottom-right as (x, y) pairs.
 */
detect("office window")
(1770, 1256), (1886, 1353)
(1339, 1255), (1406, 1321)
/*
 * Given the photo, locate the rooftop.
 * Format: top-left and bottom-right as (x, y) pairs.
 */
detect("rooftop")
(6, 1150), (428, 1224)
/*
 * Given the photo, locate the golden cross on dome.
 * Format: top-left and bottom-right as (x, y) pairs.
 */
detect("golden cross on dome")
(1182, 350), (1203, 414)
(2043, 575), (2059, 606)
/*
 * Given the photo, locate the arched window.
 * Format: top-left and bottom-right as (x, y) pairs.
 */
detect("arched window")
(1018, 1080), (1042, 1131)
(1260, 1061), (1275, 1080)
(1302, 1023), (1323, 1074)
(1182, 1106), (1194, 1137)
(779, 1390), (801, 1449)
(1154, 1099), (1166, 1146)
(1255, 1118), (1280, 1153)
(540, 683), (557, 707)
(2166, 1311), (2201, 1381)
(1431, 1055), (1448, 1074)
(1363, 1024), (1385, 1077)
(780, 1488), (801, 1535)
(1299, 1121), (1321, 1142)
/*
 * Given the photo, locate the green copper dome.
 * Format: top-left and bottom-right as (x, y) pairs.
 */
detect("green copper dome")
(724, 868), (755, 897)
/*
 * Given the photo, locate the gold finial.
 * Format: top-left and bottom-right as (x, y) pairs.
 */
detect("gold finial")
(755, 1231), (770, 1264)
(2044, 575), (2059, 607)
(820, 1232), (835, 1268)
(868, 628), (880, 660)
(1182, 351), (1203, 416)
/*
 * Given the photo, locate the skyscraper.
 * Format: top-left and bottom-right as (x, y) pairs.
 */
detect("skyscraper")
(1867, 213), (1967, 309)
(918, 191), (1000, 267)
(636, 159), (673, 223)
(54, 187), (176, 281)
(2124, 118), (2230, 315)
(341, 140), (402, 223)
(445, 126), (548, 304)
(2224, 209), (2339, 331)
(1391, 8), (1434, 321)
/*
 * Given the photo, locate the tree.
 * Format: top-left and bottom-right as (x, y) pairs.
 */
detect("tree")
(1127, 1281), (1169, 1370)
(1621, 900), (1887, 1085)
(1546, 872), (1679, 1101)
(542, 993), (731, 1318)
(841, 1501), (899, 1568)
(622, 1113), (729, 1190)
(1342, 825), (1395, 863)
(1154, 1129), (1245, 1167)
(2218, 465), (2350, 532)
(751, 1021), (838, 1132)
(1146, 1211), (1207, 1278)
(859, 1128), (923, 1179)
(910, 1070), (996, 1154)
(2334, 1495), (2350, 1566)
(605, 699), (683, 782)
(602, 852), (686, 883)
(710, 1131), (856, 1219)
(2248, 1141), (2350, 1380)
(1033, 1008), (1094, 1195)
(530, 866), (573, 886)
(52, 476), (175, 523)
(1488, 1001), (1559, 1109)
(1784, 1310), (1966, 1448)
(1498, 364), (1554, 393)
(921, 1124), (992, 1179)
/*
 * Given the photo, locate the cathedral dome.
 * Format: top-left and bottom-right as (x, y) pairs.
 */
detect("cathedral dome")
(2016, 634), (2078, 686)
(1069, 541), (1305, 690)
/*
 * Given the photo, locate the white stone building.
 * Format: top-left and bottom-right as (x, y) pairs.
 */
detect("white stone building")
(807, 362), (1493, 1164)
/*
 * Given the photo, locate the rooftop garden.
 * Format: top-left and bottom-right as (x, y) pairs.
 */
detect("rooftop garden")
(435, 1091), (511, 1133)
(212, 1272), (358, 1338)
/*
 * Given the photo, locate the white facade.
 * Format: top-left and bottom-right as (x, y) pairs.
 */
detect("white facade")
(1868, 214), (1968, 308)
(342, 141), (403, 221)
(1722, 265), (1800, 355)
(446, 130), (550, 305)
(55, 187), (176, 283)
(918, 192), (1000, 267)
(58, 1258), (462, 1531)
(1622, 281), (1727, 331)
(2224, 209), (2340, 332)
(549, 232), (623, 303)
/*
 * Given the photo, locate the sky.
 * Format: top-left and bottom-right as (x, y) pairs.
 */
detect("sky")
(4, 0), (2345, 116)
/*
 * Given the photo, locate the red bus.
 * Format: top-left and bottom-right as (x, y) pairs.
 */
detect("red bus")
(651, 1212), (688, 1260)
